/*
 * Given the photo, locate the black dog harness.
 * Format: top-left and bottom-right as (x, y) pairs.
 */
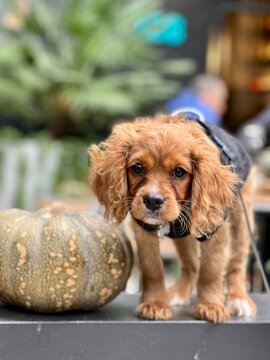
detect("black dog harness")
(133, 112), (252, 241)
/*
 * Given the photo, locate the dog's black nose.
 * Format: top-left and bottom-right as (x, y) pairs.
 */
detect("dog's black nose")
(143, 194), (165, 211)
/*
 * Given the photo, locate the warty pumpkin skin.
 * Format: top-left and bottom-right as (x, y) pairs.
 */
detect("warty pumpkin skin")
(0, 203), (133, 312)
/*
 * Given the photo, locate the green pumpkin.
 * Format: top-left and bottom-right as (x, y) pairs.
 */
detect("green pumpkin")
(0, 203), (133, 312)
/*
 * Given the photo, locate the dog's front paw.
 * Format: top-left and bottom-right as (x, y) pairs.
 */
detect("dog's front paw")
(136, 301), (172, 320)
(195, 302), (229, 323)
(227, 296), (256, 318)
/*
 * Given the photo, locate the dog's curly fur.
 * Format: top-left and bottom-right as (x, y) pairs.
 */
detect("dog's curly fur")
(88, 114), (256, 323)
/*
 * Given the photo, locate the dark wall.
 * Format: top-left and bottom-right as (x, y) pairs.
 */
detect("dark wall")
(163, 0), (239, 75)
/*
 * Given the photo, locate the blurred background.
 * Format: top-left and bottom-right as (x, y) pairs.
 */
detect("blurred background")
(1, 0), (270, 291)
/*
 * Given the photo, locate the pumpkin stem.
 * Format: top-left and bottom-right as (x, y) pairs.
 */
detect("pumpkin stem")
(50, 202), (66, 216)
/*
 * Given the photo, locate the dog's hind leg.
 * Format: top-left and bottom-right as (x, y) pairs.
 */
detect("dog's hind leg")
(226, 173), (257, 318)
(167, 235), (200, 306)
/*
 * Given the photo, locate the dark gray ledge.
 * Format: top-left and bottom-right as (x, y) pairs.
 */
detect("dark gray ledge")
(0, 293), (269, 360)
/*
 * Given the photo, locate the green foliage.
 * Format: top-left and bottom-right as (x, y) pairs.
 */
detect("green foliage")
(0, 0), (195, 139)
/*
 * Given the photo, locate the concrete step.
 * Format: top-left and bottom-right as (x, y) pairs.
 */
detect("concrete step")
(0, 293), (269, 360)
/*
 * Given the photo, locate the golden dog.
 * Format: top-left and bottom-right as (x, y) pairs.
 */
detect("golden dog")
(88, 114), (256, 323)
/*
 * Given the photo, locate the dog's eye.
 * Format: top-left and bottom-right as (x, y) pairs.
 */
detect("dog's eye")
(173, 167), (186, 179)
(131, 163), (144, 176)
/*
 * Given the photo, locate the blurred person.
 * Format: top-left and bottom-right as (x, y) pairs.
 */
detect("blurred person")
(166, 73), (228, 126)
(236, 106), (270, 157)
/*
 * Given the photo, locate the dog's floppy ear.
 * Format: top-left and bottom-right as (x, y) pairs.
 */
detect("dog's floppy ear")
(189, 137), (238, 238)
(88, 124), (133, 224)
